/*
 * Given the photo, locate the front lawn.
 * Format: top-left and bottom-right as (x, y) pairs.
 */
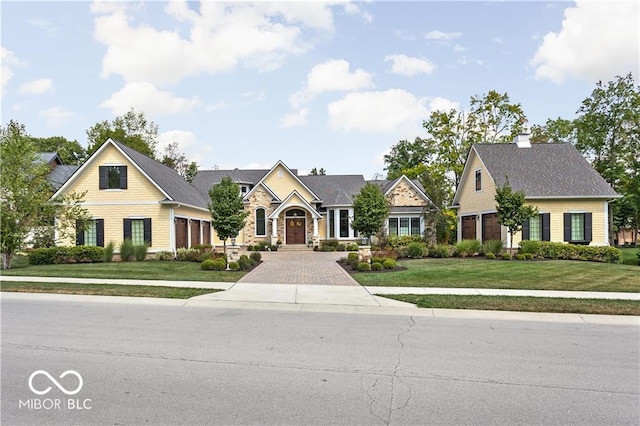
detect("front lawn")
(620, 247), (639, 266)
(353, 258), (640, 293)
(1, 281), (219, 298)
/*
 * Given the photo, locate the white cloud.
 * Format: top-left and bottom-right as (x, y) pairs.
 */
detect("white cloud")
(158, 129), (212, 166)
(424, 30), (461, 41)
(327, 89), (428, 133)
(531, 1), (639, 83)
(279, 108), (309, 128)
(92, 1), (355, 86)
(427, 97), (460, 113)
(384, 54), (436, 77)
(1, 47), (25, 96)
(19, 78), (53, 95)
(100, 82), (200, 116)
(290, 59), (374, 107)
(40, 107), (73, 127)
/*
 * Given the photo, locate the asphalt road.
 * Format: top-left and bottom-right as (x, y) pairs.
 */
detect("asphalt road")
(1, 296), (638, 425)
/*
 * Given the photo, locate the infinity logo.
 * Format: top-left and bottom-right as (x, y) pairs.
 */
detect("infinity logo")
(28, 370), (83, 396)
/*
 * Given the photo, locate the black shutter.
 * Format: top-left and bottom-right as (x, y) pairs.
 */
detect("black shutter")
(563, 213), (571, 242)
(542, 213), (551, 241)
(76, 220), (84, 246)
(521, 217), (530, 241)
(144, 218), (152, 246)
(123, 219), (132, 240)
(119, 166), (128, 189)
(99, 166), (107, 189)
(96, 219), (104, 247)
(584, 213), (592, 242)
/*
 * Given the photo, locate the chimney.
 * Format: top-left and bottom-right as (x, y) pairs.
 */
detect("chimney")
(513, 132), (531, 148)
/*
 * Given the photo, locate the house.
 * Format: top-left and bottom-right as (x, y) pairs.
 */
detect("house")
(53, 138), (432, 253)
(451, 134), (621, 247)
(39, 152), (79, 190)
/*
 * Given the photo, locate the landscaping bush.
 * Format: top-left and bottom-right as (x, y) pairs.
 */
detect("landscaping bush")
(357, 262), (371, 272)
(346, 243), (359, 251)
(28, 246), (104, 265)
(238, 256), (254, 270)
(336, 243), (346, 251)
(386, 235), (422, 249)
(210, 259), (227, 270)
(455, 239), (481, 257)
(250, 251), (262, 262)
(228, 261), (240, 271)
(519, 240), (542, 256)
(482, 240), (503, 256)
(103, 241), (115, 262)
(256, 241), (270, 251)
(515, 254), (526, 260)
(200, 259), (216, 270)
(383, 259), (396, 270)
(154, 251), (175, 261)
(396, 247), (409, 259)
(348, 257), (360, 269)
(119, 239), (134, 262)
(371, 257), (384, 265)
(501, 253), (512, 260)
(407, 242), (426, 259)
(485, 252), (496, 260)
(176, 248), (204, 262)
(347, 252), (359, 261)
(371, 262), (383, 271)
(246, 245), (255, 252)
(536, 242), (622, 263)
(270, 244), (278, 251)
(524, 253), (534, 260)
(372, 249), (399, 260)
(427, 245), (451, 258)
(133, 244), (148, 261)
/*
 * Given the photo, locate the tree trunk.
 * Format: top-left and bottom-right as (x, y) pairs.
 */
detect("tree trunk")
(2, 251), (12, 270)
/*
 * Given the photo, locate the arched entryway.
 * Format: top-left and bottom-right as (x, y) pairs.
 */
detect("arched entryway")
(285, 209), (306, 245)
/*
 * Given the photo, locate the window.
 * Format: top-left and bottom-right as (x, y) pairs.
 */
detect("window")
(529, 215), (542, 241)
(329, 210), (335, 238)
(475, 169), (482, 191)
(339, 209), (349, 238)
(124, 218), (152, 246)
(522, 213), (550, 241)
(99, 166), (127, 189)
(388, 217), (421, 237)
(241, 186), (248, 195)
(76, 219), (104, 247)
(255, 208), (266, 236)
(563, 212), (592, 243)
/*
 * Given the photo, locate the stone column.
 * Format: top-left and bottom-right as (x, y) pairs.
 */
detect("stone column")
(358, 245), (372, 264)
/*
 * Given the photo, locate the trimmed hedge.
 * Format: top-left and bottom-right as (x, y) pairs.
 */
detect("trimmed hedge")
(357, 262), (371, 272)
(383, 259), (396, 270)
(519, 240), (622, 263)
(28, 246), (104, 265)
(371, 262), (383, 271)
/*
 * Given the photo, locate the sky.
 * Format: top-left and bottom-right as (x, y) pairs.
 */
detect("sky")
(2, 0), (638, 179)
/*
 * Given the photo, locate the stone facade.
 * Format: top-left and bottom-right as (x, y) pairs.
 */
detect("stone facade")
(386, 179), (427, 207)
(242, 186), (274, 246)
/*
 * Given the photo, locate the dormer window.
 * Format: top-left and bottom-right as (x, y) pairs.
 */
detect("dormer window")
(99, 166), (127, 190)
(241, 185), (248, 195)
(475, 169), (482, 192)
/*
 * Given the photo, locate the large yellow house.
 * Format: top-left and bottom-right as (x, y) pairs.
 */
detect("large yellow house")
(53, 139), (432, 253)
(451, 134), (621, 247)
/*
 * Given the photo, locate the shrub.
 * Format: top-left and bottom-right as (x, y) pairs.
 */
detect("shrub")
(201, 259), (216, 270)
(322, 239), (340, 249)
(396, 247), (409, 259)
(257, 241), (270, 251)
(501, 253), (512, 260)
(407, 242), (426, 259)
(176, 248), (204, 262)
(386, 235), (422, 249)
(238, 256), (253, 270)
(515, 254), (526, 260)
(371, 262), (383, 271)
(455, 239), (481, 257)
(372, 249), (399, 260)
(133, 244), (148, 261)
(536, 242), (622, 263)
(346, 243), (359, 251)
(154, 251), (175, 261)
(348, 257), (360, 269)
(336, 243), (346, 251)
(210, 259), (227, 270)
(347, 252), (359, 261)
(28, 246), (104, 265)
(119, 239), (134, 262)
(250, 251), (262, 262)
(228, 261), (240, 271)
(357, 262), (371, 272)
(103, 241), (115, 262)
(371, 257), (384, 265)
(485, 252), (496, 260)
(383, 259), (396, 270)
(428, 245), (450, 258)
(270, 245), (278, 251)
(482, 240), (503, 256)
(519, 240), (542, 256)
(524, 253), (534, 260)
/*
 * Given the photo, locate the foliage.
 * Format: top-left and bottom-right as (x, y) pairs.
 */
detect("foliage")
(208, 177), (250, 251)
(529, 118), (576, 144)
(134, 244), (148, 261)
(419, 168), (456, 244)
(524, 253), (534, 260)
(201, 259), (226, 271)
(383, 137), (431, 180)
(119, 239), (135, 262)
(249, 251), (262, 262)
(160, 141), (199, 182)
(228, 261), (240, 271)
(383, 259), (397, 270)
(357, 262), (371, 272)
(238, 255), (254, 271)
(371, 262), (383, 271)
(495, 180), (538, 251)
(455, 239), (482, 257)
(86, 109), (158, 158)
(346, 243), (359, 251)
(103, 241), (115, 262)
(407, 242), (426, 258)
(535, 242), (622, 264)
(154, 251), (175, 261)
(29, 227), (56, 249)
(485, 252), (496, 260)
(427, 245), (451, 258)
(351, 182), (390, 239)
(501, 253), (512, 260)
(309, 167), (326, 175)
(385, 235), (423, 249)
(515, 254), (526, 260)
(28, 246), (104, 265)
(519, 240), (542, 255)
(482, 240), (504, 256)
(347, 252), (359, 261)
(372, 249), (399, 260)
(30, 136), (87, 165)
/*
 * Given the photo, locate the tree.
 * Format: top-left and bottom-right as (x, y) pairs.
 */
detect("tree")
(30, 136), (87, 165)
(495, 179), (538, 252)
(351, 182), (390, 242)
(418, 167), (456, 244)
(208, 177), (250, 253)
(383, 137), (430, 179)
(161, 141), (199, 183)
(529, 118), (576, 144)
(86, 109), (158, 158)
(1, 121), (90, 269)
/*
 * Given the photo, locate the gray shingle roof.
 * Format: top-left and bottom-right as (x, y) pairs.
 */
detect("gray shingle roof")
(191, 169), (269, 197)
(114, 141), (209, 209)
(299, 175), (366, 205)
(473, 143), (618, 197)
(368, 178), (427, 196)
(48, 165), (79, 190)
(39, 152), (61, 165)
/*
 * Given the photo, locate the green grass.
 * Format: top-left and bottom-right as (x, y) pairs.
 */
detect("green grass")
(2, 257), (245, 282)
(0, 281), (220, 299)
(620, 247), (639, 266)
(353, 258), (640, 292)
(383, 294), (640, 316)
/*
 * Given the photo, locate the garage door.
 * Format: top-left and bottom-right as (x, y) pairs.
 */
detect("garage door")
(482, 213), (501, 242)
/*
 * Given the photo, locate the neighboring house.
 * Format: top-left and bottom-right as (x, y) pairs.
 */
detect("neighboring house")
(52, 138), (432, 253)
(40, 152), (79, 191)
(451, 134), (621, 247)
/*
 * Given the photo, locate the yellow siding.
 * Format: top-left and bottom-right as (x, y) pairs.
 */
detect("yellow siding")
(262, 164), (315, 202)
(457, 151), (497, 216)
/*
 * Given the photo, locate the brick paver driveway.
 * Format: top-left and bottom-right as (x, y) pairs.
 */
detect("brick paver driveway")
(238, 251), (359, 286)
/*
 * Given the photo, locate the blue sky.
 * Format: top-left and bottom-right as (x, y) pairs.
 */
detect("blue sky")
(2, 1), (638, 178)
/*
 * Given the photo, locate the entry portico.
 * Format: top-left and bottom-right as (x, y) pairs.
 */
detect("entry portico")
(268, 191), (322, 246)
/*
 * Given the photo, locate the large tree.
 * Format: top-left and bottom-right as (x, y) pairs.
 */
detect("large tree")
(86, 109), (158, 158)
(419, 166), (456, 244)
(208, 177), (250, 252)
(161, 141), (199, 183)
(30, 136), (86, 165)
(1, 121), (90, 269)
(351, 182), (390, 242)
(529, 117), (576, 144)
(495, 179), (538, 252)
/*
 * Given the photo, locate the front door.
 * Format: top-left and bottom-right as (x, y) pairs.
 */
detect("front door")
(286, 217), (306, 244)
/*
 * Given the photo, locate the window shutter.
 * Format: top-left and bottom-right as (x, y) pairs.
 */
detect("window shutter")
(584, 213), (592, 242)
(76, 220), (84, 246)
(144, 218), (152, 246)
(96, 219), (104, 247)
(123, 219), (132, 240)
(99, 166), (107, 189)
(563, 213), (571, 241)
(521, 218), (530, 241)
(542, 213), (551, 241)
(119, 166), (128, 189)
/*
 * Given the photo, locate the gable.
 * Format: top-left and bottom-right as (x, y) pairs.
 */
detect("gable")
(385, 176), (430, 207)
(453, 148), (498, 214)
(261, 163), (318, 203)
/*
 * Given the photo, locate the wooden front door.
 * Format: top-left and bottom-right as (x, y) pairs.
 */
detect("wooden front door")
(482, 213), (501, 242)
(461, 215), (477, 240)
(175, 218), (188, 249)
(286, 217), (306, 244)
